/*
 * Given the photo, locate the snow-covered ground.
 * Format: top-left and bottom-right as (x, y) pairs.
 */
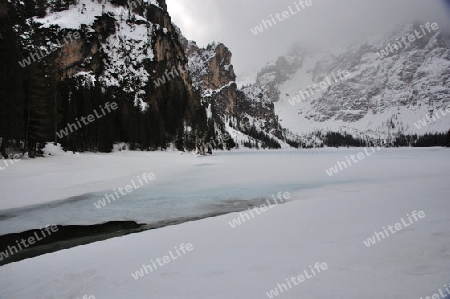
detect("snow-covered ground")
(0, 148), (449, 298)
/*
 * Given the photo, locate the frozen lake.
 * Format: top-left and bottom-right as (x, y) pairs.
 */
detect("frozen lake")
(0, 148), (449, 298)
(1, 148), (439, 236)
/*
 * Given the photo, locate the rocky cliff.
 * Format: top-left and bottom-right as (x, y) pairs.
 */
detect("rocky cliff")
(184, 40), (285, 148)
(1, 0), (214, 153)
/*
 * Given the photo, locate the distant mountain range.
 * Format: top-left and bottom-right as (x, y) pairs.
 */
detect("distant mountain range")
(241, 23), (450, 146)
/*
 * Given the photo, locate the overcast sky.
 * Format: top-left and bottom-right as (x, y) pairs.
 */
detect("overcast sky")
(166, 0), (450, 81)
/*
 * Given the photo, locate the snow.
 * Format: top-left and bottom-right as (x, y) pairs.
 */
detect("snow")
(74, 71), (97, 86)
(0, 148), (450, 298)
(34, 0), (159, 30)
(99, 19), (154, 92)
(112, 142), (130, 152)
(35, 0), (117, 30)
(41, 142), (63, 156)
(201, 82), (234, 98)
(236, 72), (257, 88)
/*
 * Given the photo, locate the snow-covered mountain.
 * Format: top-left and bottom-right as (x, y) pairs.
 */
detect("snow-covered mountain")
(246, 23), (450, 145)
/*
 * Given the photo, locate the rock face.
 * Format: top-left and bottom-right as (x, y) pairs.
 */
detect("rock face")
(185, 41), (284, 145)
(24, 0), (193, 108)
(53, 16), (116, 79)
(187, 42), (236, 91)
(2, 0), (215, 152)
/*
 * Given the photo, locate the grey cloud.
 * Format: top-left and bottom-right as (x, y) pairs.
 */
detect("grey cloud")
(166, 0), (450, 80)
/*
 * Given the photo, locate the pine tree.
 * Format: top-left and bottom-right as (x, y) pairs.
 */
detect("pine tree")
(24, 63), (50, 157)
(446, 130), (450, 147)
(0, 14), (25, 156)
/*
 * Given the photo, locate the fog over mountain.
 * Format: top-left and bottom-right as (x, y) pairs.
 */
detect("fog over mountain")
(167, 0), (450, 80)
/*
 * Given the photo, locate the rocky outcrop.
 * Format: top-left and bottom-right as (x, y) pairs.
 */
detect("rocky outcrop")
(202, 43), (236, 90)
(185, 42), (235, 91)
(185, 41), (284, 143)
(254, 54), (302, 103)
(53, 15), (116, 79)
